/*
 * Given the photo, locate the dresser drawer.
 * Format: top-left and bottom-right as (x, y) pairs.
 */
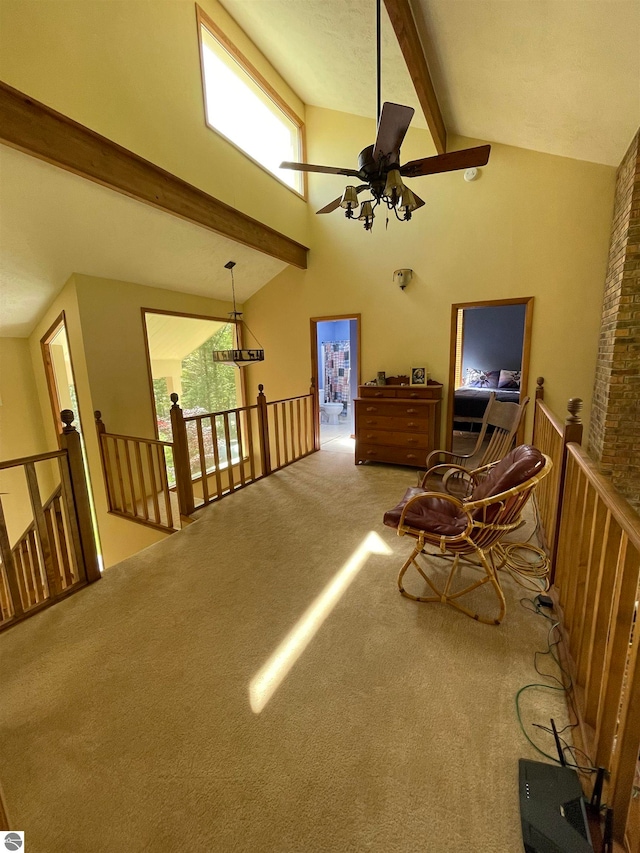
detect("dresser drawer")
(356, 444), (423, 466)
(357, 401), (434, 418)
(358, 383), (442, 400)
(358, 415), (429, 432)
(359, 386), (398, 398)
(357, 429), (429, 449)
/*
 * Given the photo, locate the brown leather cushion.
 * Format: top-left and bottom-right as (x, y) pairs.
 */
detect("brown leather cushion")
(383, 445), (545, 534)
(469, 444), (545, 502)
(383, 488), (469, 535)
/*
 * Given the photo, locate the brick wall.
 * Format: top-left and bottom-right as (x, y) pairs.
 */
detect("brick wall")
(589, 130), (640, 510)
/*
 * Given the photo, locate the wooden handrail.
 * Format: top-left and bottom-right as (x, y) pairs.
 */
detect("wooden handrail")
(0, 449), (66, 471)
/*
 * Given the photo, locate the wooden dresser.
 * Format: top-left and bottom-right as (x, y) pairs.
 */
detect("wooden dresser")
(354, 382), (442, 466)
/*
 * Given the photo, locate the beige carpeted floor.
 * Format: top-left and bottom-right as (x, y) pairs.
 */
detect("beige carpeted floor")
(0, 447), (569, 852)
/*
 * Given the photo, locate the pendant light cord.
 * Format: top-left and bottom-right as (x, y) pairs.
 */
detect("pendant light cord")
(227, 264), (264, 351)
(376, 0), (381, 126)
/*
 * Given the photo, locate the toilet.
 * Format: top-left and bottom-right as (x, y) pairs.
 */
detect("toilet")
(319, 391), (343, 425)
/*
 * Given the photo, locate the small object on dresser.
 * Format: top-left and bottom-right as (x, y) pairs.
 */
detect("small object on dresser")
(377, 371), (386, 386)
(411, 367), (426, 386)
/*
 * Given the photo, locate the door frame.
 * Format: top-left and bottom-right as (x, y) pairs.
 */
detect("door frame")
(446, 297), (533, 450)
(41, 311), (81, 439)
(310, 314), (361, 437)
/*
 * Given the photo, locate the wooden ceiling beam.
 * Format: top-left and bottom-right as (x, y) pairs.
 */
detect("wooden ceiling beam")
(383, 0), (447, 154)
(0, 80), (308, 269)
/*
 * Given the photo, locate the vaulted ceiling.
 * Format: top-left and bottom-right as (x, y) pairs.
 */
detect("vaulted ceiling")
(221, 0), (639, 166)
(1, 0), (639, 337)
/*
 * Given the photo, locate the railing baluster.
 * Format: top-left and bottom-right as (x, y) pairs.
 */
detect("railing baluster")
(211, 416), (223, 499)
(0, 497), (23, 618)
(157, 445), (174, 530)
(134, 441), (149, 522)
(273, 405), (282, 470)
(196, 418), (210, 503)
(145, 443), (161, 525)
(235, 413), (246, 487)
(112, 438), (127, 513)
(245, 409), (256, 482)
(296, 398), (302, 459)
(123, 440), (138, 518)
(222, 412), (234, 493)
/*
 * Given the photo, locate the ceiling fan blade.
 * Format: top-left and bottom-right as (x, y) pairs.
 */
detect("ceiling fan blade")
(372, 102), (415, 165)
(280, 161), (363, 179)
(316, 185), (369, 215)
(400, 145), (491, 178)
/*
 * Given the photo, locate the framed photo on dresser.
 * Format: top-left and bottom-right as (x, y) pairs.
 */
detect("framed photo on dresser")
(411, 367), (426, 386)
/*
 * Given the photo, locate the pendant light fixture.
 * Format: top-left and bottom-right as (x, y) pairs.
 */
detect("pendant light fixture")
(211, 261), (265, 366)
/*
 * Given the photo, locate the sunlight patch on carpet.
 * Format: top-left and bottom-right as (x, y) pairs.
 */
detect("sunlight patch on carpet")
(249, 531), (391, 714)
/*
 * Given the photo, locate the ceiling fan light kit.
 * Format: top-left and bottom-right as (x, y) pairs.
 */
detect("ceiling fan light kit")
(280, 0), (491, 232)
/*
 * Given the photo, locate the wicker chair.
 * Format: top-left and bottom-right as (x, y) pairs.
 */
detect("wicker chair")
(383, 445), (552, 625)
(423, 392), (530, 497)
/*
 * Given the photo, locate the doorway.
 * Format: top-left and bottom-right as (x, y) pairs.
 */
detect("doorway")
(41, 312), (103, 566)
(446, 298), (533, 453)
(310, 315), (360, 450)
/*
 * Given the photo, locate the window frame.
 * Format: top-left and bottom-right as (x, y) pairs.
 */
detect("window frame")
(141, 307), (247, 443)
(195, 4), (307, 200)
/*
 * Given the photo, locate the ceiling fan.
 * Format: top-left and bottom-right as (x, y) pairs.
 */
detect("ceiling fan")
(280, 0), (491, 230)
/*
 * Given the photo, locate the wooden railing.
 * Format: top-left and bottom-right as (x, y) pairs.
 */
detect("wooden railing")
(531, 377), (584, 578)
(553, 444), (640, 852)
(96, 384), (320, 526)
(95, 414), (176, 532)
(266, 392), (315, 473)
(0, 411), (101, 632)
(533, 382), (639, 851)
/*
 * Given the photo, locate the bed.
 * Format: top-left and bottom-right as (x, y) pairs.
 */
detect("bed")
(454, 368), (522, 430)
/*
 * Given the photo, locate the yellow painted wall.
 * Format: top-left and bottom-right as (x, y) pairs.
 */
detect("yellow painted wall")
(0, 338), (52, 542)
(0, 0), (308, 245)
(22, 273), (241, 567)
(244, 106), (617, 441)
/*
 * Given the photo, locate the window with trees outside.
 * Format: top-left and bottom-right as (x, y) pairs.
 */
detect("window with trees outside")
(196, 5), (305, 195)
(143, 310), (244, 483)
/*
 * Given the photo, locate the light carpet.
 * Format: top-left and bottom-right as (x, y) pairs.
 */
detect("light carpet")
(0, 448), (569, 852)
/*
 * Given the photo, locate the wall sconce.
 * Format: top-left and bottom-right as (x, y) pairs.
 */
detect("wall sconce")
(393, 269), (413, 290)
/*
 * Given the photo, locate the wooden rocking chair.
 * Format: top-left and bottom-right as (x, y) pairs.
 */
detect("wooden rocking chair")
(383, 445), (552, 625)
(424, 392), (530, 496)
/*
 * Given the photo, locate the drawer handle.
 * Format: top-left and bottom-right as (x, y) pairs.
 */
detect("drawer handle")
(406, 454), (417, 460)
(407, 438), (418, 444)
(406, 408), (418, 414)
(374, 391), (383, 397)
(366, 434), (375, 440)
(365, 419), (378, 425)
(366, 406), (377, 412)
(409, 393), (419, 398)
(366, 450), (378, 456)
(407, 422), (418, 428)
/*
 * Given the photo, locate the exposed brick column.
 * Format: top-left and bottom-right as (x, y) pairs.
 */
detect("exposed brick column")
(589, 129), (640, 510)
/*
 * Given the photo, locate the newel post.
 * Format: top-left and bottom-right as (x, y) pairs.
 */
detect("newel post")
(170, 394), (195, 516)
(532, 376), (545, 441)
(311, 376), (320, 451)
(257, 385), (271, 476)
(59, 410), (101, 583)
(564, 397), (584, 446)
